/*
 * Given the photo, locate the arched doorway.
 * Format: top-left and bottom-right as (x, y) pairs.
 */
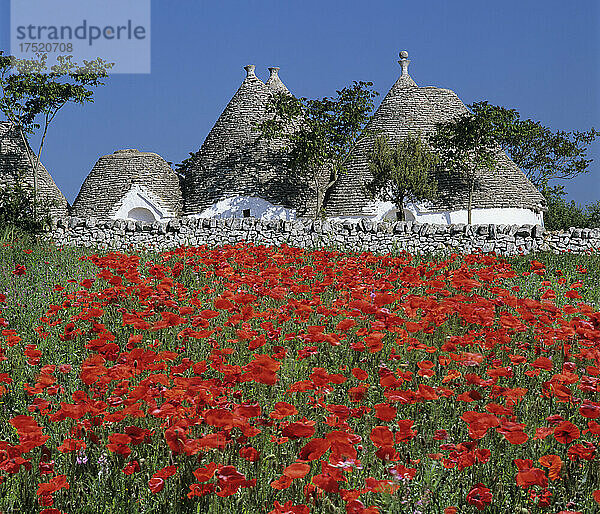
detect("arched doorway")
(128, 207), (156, 222)
(382, 207), (416, 222)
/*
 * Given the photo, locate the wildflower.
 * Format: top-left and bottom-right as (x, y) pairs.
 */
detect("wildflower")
(466, 483), (493, 511)
(97, 453), (109, 477)
(12, 265), (26, 276)
(554, 421), (581, 444)
(76, 449), (88, 465)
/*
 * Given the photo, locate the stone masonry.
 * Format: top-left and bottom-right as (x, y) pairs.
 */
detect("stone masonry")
(71, 149), (182, 218)
(48, 217), (600, 256)
(181, 65), (316, 217)
(0, 122), (69, 218)
(327, 52), (547, 217)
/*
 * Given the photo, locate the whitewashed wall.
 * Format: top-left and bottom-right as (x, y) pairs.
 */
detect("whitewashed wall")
(334, 200), (544, 227)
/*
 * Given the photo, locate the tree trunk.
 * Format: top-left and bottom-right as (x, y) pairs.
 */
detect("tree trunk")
(396, 197), (406, 221)
(315, 188), (324, 219)
(313, 166), (338, 219)
(32, 122), (50, 219)
(16, 126), (39, 217)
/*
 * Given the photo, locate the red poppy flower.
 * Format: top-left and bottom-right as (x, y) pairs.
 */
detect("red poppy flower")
(148, 477), (165, 494)
(389, 463), (416, 480)
(37, 475), (69, 496)
(268, 500), (310, 514)
(270, 402), (298, 420)
(311, 473), (339, 493)
(271, 475), (293, 490)
(123, 460), (141, 475)
(515, 466), (548, 489)
(370, 426), (394, 447)
(348, 385), (368, 402)
(534, 427), (554, 440)
(187, 483), (215, 499)
(539, 455), (562, 481)
(298, 438), (330, 461)
(239, 446), (260, 462)
(375, 446), (400, 461)
(283, 462), (310, 479)
(567, 443), (595, 461)
(396, 420), (416, 442)
(192, 462), (217, 482)
(373, 403), (396, 422)
(364, 332), (386, 353)
(433, 429), (449, 441)
(466, 483), (493, 510)
(579, 402), (600, 419)
(554, 421), (580, 444)
(337, 319), (356, 331)
(531, 357), (553, 370)
(12, 265), (26, 276)
(281, 421), (315, 439)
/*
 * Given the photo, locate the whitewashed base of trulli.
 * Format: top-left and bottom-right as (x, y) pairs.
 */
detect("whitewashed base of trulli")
(193, 196), (297, 220)
(331, 200), (544, 226)
(111, 185), (178, 222)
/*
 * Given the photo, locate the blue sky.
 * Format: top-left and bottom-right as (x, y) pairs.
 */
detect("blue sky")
(1, 0), (598, 205)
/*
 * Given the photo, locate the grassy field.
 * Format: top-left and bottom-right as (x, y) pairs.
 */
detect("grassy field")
(0, 232), (599, 513)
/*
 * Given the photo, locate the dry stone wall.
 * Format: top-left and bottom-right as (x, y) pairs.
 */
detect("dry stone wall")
(48, 217), (600, 256)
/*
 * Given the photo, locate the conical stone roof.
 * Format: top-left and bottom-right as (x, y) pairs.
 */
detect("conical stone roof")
(182, 65), (313, 215)
(326, 52), (547, 217)
(265, 67), (290, 94)
(71, 148), (182, 219)
(0, 122), (68, 218)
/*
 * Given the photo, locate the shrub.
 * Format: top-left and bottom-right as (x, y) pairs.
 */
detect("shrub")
(542, 185), (599, 230)
(0, 168), (53, 234)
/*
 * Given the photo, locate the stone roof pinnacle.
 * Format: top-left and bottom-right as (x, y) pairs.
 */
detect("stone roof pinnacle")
(398, 50), (410, 76)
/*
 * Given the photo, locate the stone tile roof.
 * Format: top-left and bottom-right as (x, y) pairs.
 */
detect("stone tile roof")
(326, 54), (547, 217)
(182, 65), (315, 216)
(0, 121), (68, 217)
(71, 148), (182, 218)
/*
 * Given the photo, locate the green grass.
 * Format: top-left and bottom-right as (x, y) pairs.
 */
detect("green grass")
(0, 230), (598, 513)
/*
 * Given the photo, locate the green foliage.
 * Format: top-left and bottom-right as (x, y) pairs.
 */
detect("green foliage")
(428, 112), (498, 224)
(0, 168), (53, 234)
(542, 185), (600, 230)
(469, 101), (599, 189)
(0, 52), (113, 135)
(366, 133), (438, 220)
(0, 51), (113, 218)
(257, 81), (379, 217)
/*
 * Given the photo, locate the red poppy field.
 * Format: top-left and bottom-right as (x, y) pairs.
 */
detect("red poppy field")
(0, 241), (599, 513)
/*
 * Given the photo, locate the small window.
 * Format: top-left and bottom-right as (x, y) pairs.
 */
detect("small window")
(242, 209), (251, 218)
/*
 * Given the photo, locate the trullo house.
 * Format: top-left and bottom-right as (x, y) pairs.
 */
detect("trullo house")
(0, 121), (68, 218)
(326, 52), (547, 225)
(180, 65), (314, 220)
(71, 148), (182, 221)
